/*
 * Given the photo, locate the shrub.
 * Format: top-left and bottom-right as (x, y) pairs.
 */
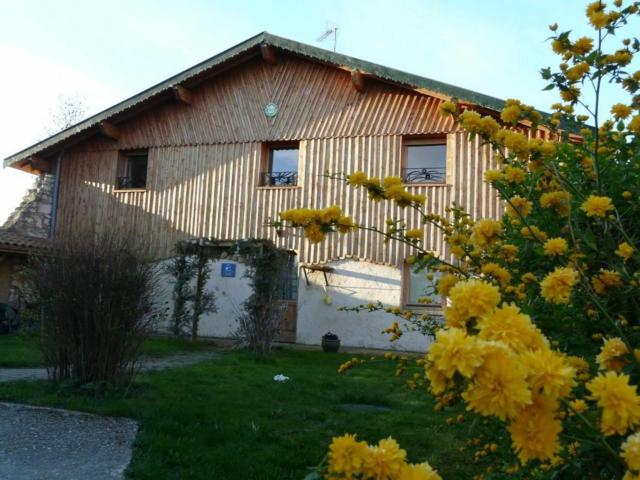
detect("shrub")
(24, 235), (159, 385)
(279, 1), (640, 477)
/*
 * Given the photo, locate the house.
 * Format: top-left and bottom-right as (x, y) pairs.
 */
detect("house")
(3, 32), (543, 351)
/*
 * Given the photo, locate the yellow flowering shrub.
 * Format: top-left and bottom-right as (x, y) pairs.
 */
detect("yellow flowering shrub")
(280, 2), (640, 478)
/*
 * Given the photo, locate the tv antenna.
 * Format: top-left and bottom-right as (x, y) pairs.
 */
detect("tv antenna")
(317, 23), (338, 52)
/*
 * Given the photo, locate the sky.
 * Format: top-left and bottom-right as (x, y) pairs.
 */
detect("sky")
(0, 0), (636, 224)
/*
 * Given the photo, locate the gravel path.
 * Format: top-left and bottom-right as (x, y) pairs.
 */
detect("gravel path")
(0, 351), (219, 383)
(0, 402), (138, 480)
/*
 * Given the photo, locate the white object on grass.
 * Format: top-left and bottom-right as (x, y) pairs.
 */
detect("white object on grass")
(273, 374), (290, 382)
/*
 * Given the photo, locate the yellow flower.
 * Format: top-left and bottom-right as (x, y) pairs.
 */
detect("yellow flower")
(446, 279), (501, 327)
(566, 356), (590, 375)
(361, 437), (407, 480)
(587, 371), (640, 436)
(481, 262), (512, 285)
(565, 62), (590, 82)
(347, 171), (368, 187)
(612, 103), (632, 119)
(459, 110), (484, 133)
(520, 349), (576, 401)
(622, 432), (640, 472)
(337, 216), (356, 233)
(569, 398), (588, 413)
(437, 274), (459, 297)
(572, 36), (594, 55)
(399, 462), (442, 480)
(520, 225), (548, 242)
(540, 267), (578, 304)
(581, 195), (614, 218)
(406, 228), (424, 241)
(591, 269), (622, 294)
(477, 304), (548, 353)
(383, 176), (403, 188)
(596, 337), (629, 372)
(501, 244), (519, 263)
(463, 343), (532, 420)
(304, 223), (325, 243)
(543, 237), (568, 256)
(506, 196), (533, 219)
(484, 169), (503, 183)
(501, 105), (521, 123)
(503, 166), (526, 184)
(428, 328), (485, 378)
(508, 396), (562, 464)
(471, 219), (503, 249)
(328, 434), (371, 478)
(616, 242), (635, 262)
(439, 101), (457, 116)
(540, 190), (572, 216)
(630, 115), (640, 135)
(320, 205), (343, 223)
(426, 364), (451, 395)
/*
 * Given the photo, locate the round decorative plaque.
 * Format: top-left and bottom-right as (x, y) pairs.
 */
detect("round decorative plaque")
(264, 102), (279, 118)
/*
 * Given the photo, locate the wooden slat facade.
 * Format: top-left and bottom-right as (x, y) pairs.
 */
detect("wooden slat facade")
(55, 54), (501, 265)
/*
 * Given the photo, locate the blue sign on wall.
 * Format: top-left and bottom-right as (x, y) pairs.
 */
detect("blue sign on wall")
(221, 263), (236, 278)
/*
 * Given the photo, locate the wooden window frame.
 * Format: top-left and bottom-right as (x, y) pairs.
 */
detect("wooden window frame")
(258, 141), (301, 189)
(401, 135), (448, 186)
(402, 261), (444, 310)
(114, 149), (149, 192)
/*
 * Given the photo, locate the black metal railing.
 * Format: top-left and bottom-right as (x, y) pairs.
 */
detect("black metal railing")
(402, 167), (445, 184)
(261, 171), (298, 187)
(116, 176), (146, 190)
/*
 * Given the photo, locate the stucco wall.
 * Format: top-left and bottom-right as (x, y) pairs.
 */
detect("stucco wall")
(296, 259), (435, 352)
(156, 259), (252, 338)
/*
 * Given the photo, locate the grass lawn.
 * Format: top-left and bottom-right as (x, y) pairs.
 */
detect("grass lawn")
(0, 334), (219, 367)
(0, 345), (499, 479)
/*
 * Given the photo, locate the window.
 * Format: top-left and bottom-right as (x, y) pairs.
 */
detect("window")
(261, 143), (299, 187)
(402, 139), (446, 184)
(116, 151), (148, 190)
(404, 263), (442, 307)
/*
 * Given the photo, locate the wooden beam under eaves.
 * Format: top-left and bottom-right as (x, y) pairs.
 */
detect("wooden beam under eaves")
(172, 85), (192, 105)
(99, 121), (120, 140)
(29, 156), (52, 173)
(260, 44), (277, 65)
(351, 70), (366, 93)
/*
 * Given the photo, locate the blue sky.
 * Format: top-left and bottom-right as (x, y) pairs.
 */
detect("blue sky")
(0, 0), (637, 222)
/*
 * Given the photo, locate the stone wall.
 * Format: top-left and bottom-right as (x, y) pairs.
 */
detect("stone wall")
(2, 173), (53, 239)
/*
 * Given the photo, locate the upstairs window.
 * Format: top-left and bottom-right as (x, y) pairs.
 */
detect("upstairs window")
(402, 139), (446, 184)
(404, 263), (442, 308)
(116, 151), (148, 190)
(261, 143), (299, 187)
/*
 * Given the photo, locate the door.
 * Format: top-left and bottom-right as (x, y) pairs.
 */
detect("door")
(275, 254), (298, 343)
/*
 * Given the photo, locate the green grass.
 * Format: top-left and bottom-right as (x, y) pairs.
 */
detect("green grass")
(0, 334), (44, 367)
(0, 334), (219, 367)
(0, 347), (496, 479)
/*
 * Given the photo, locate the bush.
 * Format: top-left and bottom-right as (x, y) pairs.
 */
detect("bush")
(279, 2), (640, 478)
(24, 235), (159, 385)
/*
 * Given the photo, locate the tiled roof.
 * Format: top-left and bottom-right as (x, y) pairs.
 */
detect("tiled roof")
(0, 230), (50, 253)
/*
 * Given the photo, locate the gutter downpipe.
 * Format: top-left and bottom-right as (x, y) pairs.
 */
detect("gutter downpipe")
(49, 150), (63, 239)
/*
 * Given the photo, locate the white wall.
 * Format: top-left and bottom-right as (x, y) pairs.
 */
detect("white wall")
(296, 259), (434, 352)
(156, 258), (252, 337)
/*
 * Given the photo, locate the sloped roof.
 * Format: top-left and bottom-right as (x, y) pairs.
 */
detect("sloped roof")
(4, 31), (508, 169)
(0, 230), (50, 254)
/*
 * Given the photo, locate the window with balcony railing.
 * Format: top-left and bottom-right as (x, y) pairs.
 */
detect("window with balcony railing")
(261, 143), (299, 187)
(116, 151), (148, 190)
(402, 140), (446, 184)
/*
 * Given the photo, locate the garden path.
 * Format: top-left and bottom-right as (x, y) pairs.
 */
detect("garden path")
(0, 402), (137, 480)
(0, 350), (219, 383)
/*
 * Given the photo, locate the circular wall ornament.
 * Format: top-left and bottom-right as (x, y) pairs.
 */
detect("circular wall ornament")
(264, 102), (279, 118)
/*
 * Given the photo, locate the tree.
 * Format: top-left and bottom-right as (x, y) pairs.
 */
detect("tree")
(46, 93), (87, 135)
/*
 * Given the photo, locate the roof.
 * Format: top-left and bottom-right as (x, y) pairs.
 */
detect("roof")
(4, 31), (509, 170)
(0, 230), (50, 254)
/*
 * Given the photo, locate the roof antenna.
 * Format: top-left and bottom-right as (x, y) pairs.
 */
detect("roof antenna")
(317, 23), (338, 52)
